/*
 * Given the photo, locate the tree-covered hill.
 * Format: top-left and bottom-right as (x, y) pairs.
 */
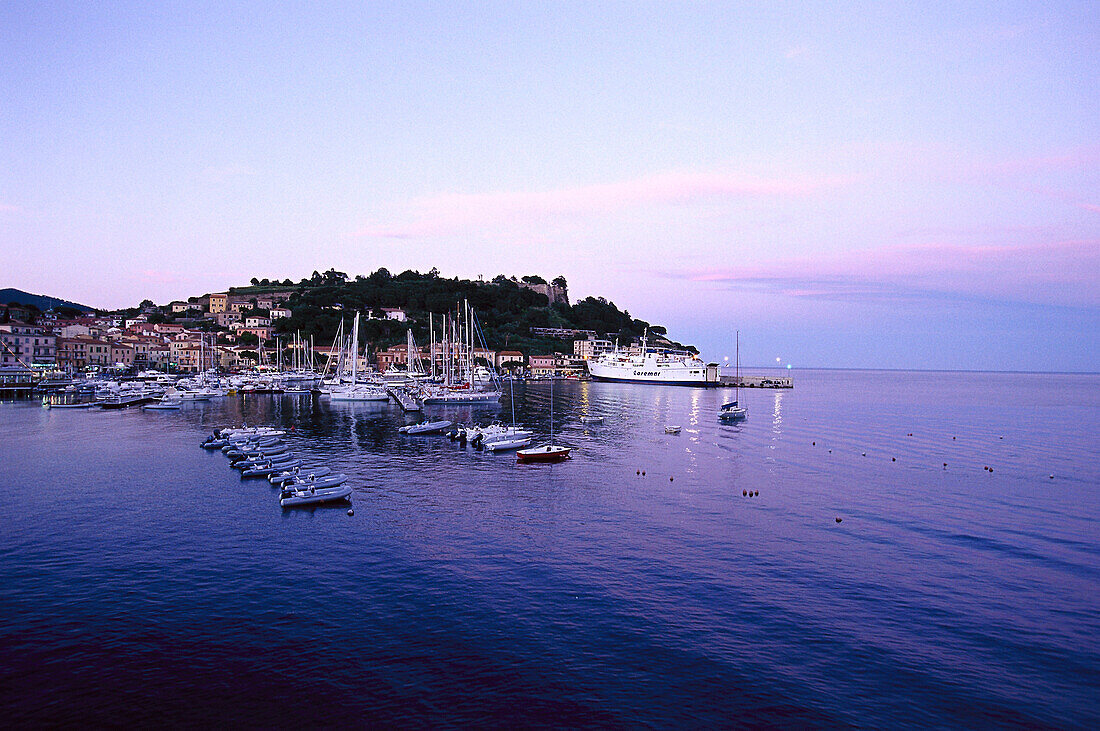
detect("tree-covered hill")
(270, 268), (688, 355)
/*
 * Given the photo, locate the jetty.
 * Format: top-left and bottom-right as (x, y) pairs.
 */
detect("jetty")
(388, 386), (422, 412)
(719, 375), (793, 389)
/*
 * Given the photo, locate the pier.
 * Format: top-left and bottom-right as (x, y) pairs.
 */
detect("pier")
(387, 386), (422, 412)
(719, 375), (793, 389)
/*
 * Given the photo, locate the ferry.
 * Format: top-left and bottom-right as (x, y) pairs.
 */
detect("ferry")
(586, 334), (721, 386)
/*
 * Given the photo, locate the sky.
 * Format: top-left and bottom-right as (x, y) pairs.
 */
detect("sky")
(1, 1), (1098, 371)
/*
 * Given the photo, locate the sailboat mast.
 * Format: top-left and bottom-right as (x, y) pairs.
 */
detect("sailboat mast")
(350, 312), (359, 384)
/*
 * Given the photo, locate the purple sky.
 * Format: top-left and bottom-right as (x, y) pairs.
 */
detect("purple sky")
(2, 2), (1097, 370)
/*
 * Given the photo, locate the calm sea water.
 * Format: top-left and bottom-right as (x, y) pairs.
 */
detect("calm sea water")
(1, 370), (1097, 727)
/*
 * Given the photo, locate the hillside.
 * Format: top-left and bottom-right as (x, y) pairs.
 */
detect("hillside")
(269, 269), (690, 355)
(1, 288), (95, 314)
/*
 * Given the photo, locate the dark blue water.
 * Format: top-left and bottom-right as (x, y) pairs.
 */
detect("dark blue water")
(2, 370), (1097, 727)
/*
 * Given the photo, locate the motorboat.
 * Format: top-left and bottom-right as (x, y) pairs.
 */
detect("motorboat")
(242, 460), (301, 477)
(579, 415), (604, 424)
(143, 399), (183, 410)
(665, 425), (682, 434)
(270, 466), (332, 486)
(215, 426), (286, 438)
(280, 483), (353, 508)
(326, 383), (389, 402)
(398, 420), (453, 435)
(235, 450), (297, 466)
(227, 445), (289, 461)
(100, 394), (156, 409)
(485, 436), (533, 452)
(467, 422), (532, 446)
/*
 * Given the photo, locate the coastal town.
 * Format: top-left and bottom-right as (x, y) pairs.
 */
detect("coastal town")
(1, 296), (596, 384)
(0, 277), (672, 391)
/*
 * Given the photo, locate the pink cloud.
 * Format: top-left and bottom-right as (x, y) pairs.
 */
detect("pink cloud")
(356, 171), (849, 239)
(675, 239), (1100, 309)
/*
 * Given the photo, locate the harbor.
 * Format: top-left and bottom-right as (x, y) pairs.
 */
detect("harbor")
(1, 369), (1094, 727)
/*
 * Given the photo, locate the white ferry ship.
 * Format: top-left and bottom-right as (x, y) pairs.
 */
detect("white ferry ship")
(587, 335), (721, 386)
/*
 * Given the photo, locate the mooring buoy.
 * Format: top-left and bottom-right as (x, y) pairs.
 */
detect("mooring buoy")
(835, 517), (843, 523)
(347, 509), (354, 517)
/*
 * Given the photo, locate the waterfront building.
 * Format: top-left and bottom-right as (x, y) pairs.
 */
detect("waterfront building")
(109, 342), (135, 367)
(0, 324), (57, 367)
(270, 307), (291, 319)
(495, 351), (525, 369)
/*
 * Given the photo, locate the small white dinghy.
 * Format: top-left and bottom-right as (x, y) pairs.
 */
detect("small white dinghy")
(665, 425), (682, 434)
(270, 466), (332, 486)
(579, 415), (603, 424)
(279, 474), (351, 507)
(143, 399), (183, 410)
(398, 420), (453, 435)
(485, 436), (533, 452)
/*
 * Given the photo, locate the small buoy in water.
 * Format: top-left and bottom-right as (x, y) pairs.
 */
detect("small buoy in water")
(835, 517), (843, 523)
(743, 490), (747, 496)
(829, 449), (832, 453)
(642, 470), (646, 476)
(347, 509), (354, 517)
(670, 476), (674, 482)
(636, 470), (640, 475)
(754, 491), (759, 497)
(953, 436), (956, 440)
(862, 452), (866, 457)
(943, 462), (947, 469)
(1049, 474), (1054, 479)
(989, 467), (993, 473)
(1000, 436), (1004, 439)
(812, 441), (816, 446)
(892, 457), (896, 462)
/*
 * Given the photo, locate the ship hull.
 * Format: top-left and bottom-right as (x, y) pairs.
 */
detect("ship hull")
(589, 374), (717, 387)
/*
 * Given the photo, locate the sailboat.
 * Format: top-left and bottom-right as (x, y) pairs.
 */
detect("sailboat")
(718, 330), (747, 422)
(327, 312), (388, 401)
(517, 377), (570, 462)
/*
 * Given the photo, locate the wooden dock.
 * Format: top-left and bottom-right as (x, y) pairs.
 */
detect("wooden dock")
(387, 386), (422, 412)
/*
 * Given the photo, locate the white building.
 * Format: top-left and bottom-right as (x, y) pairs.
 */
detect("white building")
(381, 307), (407, 322)
(244, 316), (271, 328)
(574, 337), (613, 360)
(270, 307), (291, 319)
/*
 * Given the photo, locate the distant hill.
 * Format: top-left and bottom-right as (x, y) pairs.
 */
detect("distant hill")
(0, 288), (95, 313)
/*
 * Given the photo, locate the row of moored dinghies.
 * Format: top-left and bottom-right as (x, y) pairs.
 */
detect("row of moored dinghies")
(200, 427), (352, 508)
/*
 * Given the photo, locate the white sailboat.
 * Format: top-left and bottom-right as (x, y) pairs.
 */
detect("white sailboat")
(326, 312), (389, 401)
(517, 377), (570, 462)
(718, 330), (747, 422)
(421, 299), (502, 404)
